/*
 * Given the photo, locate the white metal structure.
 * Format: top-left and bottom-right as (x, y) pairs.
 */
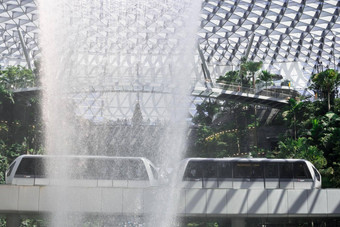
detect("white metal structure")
(1, 1), (340, 120)
(5, 155), (159, 188)
(176, 158), (321, 189)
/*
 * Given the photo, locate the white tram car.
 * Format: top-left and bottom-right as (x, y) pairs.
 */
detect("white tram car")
(177, 158), (321, 189)
(5, 155), (159, 188)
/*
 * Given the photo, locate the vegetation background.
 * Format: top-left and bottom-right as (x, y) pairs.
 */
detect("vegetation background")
(0, 63), (339, 226)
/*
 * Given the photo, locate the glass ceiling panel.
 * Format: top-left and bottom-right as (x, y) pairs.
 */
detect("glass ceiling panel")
(0, 0), (339, 94)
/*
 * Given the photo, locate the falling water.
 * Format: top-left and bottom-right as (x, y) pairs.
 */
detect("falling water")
(38, 0), (200, 226)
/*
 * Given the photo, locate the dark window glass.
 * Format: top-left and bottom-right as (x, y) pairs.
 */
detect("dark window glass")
(47, 157), (67, 178)
(294, 162), (312, 179)
(94, 159), (113, 180)
(45, 158), (149, 181)
(313, 167), (321, 181)
(83, 158), (98, 179)
(6, 161), (16, 177)
(219, 162), (232, 178)
(15, 158), (35, 177)
(70, 158), (88, 179)
(279, 163), (293, 178)
(184, 161), (202, 180)
(234, 162), (251, 178)
(203, 161), (217, 178)
(94, 159), (148, 181)
(265, 163), (279, 178)
(34, 157), (46, 178)
(252, 163), (263, 178)
(125, 159), (148, 180)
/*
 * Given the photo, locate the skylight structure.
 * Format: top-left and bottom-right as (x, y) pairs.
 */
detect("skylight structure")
(199, 0), (340, 91)
(0, 0), (38, 68)
(1, 0), (340, 107)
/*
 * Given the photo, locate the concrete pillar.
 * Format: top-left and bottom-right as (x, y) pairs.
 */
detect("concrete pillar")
(6, 214), (20, 227)
(231, 218), (246, 227)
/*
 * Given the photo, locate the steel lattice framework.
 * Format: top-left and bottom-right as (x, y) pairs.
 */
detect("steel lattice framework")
(1, 0), (340, 120)
(199, 0), (340, 91)
(0, 0), (38, 67)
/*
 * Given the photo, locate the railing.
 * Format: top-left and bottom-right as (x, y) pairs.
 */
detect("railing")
(215, 82), (298, 100)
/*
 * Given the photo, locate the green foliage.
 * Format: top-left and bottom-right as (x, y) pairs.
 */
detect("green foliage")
(0, 65), (36, 89)
(217, 60), (263, 88)
(303, 112), (340, 155)
(216, 70), (239, 84)
(275, 137), (327, 169)
(310, 69), (339, 111)
(311, 69), (339, 94)
(282, 98), (304, 139)
(192, 101), (222, 125)
(242, 61), (263, 88)
(274, 96), (340, 187)
(0, 66), (43, 184)
(190, 99), (256, 157)
(257, 70), (273, 88)
(21, 218), (47, 227)
(244, 61), (263, 74)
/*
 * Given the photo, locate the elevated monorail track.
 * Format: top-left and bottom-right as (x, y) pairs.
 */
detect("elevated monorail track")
(1, 185), (340, 218)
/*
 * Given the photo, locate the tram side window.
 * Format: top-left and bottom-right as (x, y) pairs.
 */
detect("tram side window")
(219, 162), (232, 178)
(279, 163), (293, 178)
(94, 159), (114, 180)
(252, 163), (263, 178)
(83, 158), (98, 179)
(15, 158), (35, 177)
(34, 157), (46, 178)
(184, 161), (202, 180)
(70, 158), (87, 179)
(265, 163), (279, 178)
(234, 162), (251, 178)
(203, 161), (217, 178)
(294, 162), (312, 179)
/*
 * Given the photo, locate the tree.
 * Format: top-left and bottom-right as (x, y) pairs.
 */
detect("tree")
(310, 69), (339, 111)
(258, 70), (273, 89)
(216, 70), (239, 84)
(282, 98), (303, 140)
(240, 60), (263, 147)
(243, 61), (263, 89)
(274, 137), (327, 170)
(192, 100), (221, 125)
(0, 65), (36, 89)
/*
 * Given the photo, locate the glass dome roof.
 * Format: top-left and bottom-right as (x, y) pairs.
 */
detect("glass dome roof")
(1, 0), (340, 91)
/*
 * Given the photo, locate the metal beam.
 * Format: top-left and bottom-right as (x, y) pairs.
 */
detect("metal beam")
(17, 28), (32, 71)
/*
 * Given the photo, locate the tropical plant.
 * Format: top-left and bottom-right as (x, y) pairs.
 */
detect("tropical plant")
(216, 70), (239, 84)
(310, 69), (339, 111)
(274, 137), (327, 170)
(0, 65), (36, 89)
(192, 100), (222, 125)
(242, 61), (263, 89)
(258, 70), (273, 89)
(282, 98), (304, 140)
